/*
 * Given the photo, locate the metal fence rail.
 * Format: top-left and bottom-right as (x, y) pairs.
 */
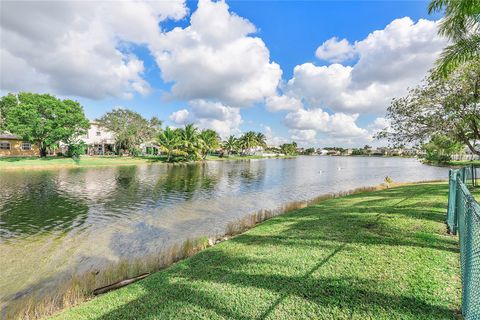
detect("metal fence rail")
(447, 165), (480, 320)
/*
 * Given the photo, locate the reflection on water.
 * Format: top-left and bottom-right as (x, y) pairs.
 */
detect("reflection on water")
(0, 157), (448, 307)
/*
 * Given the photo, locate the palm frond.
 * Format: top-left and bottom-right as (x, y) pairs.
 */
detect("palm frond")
(429, 0), (480, 41)
(435, 34), (480, 77)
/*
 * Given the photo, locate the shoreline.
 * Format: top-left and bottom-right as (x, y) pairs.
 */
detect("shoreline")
(2, 180), (449, 320)
(0, 155), (296, 171)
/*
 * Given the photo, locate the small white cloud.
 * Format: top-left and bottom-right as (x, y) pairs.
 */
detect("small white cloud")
(265, 95), (303, 112)
(315, 37), (356, 63)
(289, 129), (317, 143)
(169, 99), (242, 138)
(284, 108), (368, 139)
(263, 125), (290, 146)
(170, 109), (190, 124)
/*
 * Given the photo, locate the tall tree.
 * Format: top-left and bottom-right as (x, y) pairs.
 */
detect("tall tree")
(379, 61), (480, 155)
(157, 127), (180, 162)
(255, 132), (267, 148)
(1, 92), (90, 157)
(97, 109), (160, 155)
(428, 0), (480, 75)
(423, 134), (465, 163)
(199, 129), (220, 159)
(223, 135), (239, 156)
(280, 142), (298, 156)
(239, 131), (258, 154)
(178, 124), (202, 160)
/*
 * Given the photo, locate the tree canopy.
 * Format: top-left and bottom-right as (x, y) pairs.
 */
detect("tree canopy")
(97, 108), (161, 155)
(379, 61), (480, 155)
(0, 92), (90, 156)
(280, 142), (298, 156)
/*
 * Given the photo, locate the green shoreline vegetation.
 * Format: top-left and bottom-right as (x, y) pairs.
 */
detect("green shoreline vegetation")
(46, 182), (467, 320)
(422, 159), (480, 167)
(0, 155), (293, 170)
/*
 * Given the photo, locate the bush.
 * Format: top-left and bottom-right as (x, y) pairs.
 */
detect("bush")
(67, 142), (86, 158)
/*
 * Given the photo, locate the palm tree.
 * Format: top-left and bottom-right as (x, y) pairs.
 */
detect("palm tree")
(223, 135), (238, 156)
(428, 0), (480, 76)
(178, 124), (202, 160)
(199, 129), (220, 159)
(239, 131), (257, 155)
(157, 127), (179, 162)
(255, 132), (267, 148)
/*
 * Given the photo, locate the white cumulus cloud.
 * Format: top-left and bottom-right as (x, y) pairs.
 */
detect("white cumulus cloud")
(169, 100), (242, 138)
(286, 17), (446, 114)
(0, 0), (187, 99)
(315, 37), (356, 63)
(152, 0), (282, 107)
(265, 95), (303, 112)
(284, 108), (368, 138)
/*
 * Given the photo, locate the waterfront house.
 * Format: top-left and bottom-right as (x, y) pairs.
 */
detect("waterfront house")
(0, 133), (39, 157)
(317, 149), (329, 156)
(140, 141), (160, 155)
(79, 122), (116, 155)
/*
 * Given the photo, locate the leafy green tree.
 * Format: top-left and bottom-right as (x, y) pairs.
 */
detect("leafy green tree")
(280, 142), (298, 156)
(428, 0), (480, 76)
(303, 147), (316, 155)
(67, 141), (87, 158)
(223, 135), (239, 156)
(199, 129), (220, 159)
(157, 127), (180, 162)
(97, 109), (161, 155)
(1, 92), (90, 157)
(423, 134), (464, 163)
(379, 61), (480, 155)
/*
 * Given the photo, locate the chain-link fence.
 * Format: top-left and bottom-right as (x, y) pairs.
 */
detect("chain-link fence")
(447, 166), (480, 320)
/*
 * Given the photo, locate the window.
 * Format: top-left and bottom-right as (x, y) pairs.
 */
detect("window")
(0, 142), (10, 150)
(21, 142), (32, 150)
(96, 131), (101, 136)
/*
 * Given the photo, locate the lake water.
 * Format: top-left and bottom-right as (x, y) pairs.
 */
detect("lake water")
(0, 156), (449, 310)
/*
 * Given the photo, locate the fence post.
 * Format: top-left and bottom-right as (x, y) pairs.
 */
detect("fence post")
(447, 170), (458, 234)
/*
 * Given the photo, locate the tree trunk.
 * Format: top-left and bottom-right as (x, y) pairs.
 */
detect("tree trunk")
(39, 144), (47, 157)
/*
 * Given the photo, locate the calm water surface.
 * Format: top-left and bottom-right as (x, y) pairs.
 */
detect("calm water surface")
(0, 157), (448, 307)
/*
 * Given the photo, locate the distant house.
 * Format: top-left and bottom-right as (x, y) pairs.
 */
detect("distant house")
(140, 141), (160, 155)
(317, 149), (329, 156)
(0, 133), (39, 157)
(78, 122), (116, 155)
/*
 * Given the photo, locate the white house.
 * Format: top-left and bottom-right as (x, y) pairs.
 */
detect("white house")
(317, 149), (329, 156)
(79, 122), (116, 155)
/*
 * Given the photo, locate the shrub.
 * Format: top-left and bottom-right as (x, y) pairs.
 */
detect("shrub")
(66, 142), (86, 158)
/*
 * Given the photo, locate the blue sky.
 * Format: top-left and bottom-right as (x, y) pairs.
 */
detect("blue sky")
(1, 0), (445, 147)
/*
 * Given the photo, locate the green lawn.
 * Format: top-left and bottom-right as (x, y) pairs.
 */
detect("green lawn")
(0, 156), (153, 169)
(0, 155), (286, 170)
(52, 183), (463, 320)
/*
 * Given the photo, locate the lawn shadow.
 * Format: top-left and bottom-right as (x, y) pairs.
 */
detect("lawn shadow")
(94, 245), (456, 320)
(89, 183), (458, 320)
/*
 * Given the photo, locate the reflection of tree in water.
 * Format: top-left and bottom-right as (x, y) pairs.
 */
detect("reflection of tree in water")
(99, 166), (143, 211)
(226, 161), (267, 189)
(0, 171), (89, 239)
(115, 166), (140, 189)
(155, 163), (219, 200)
